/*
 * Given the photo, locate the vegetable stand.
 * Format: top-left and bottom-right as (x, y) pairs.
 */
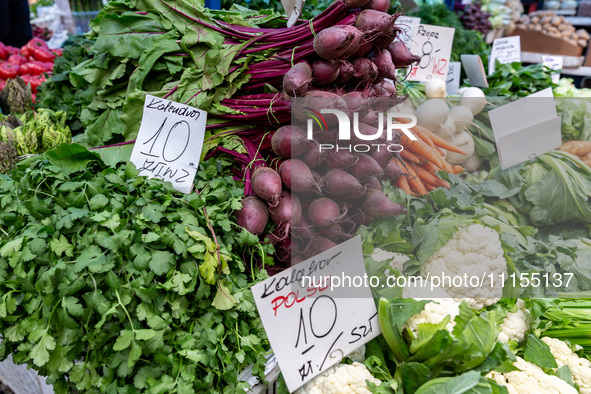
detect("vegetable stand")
(1, 0), (591, 393)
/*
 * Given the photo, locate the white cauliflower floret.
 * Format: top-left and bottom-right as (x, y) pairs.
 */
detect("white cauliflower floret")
(402, 297), (461, 336)
(295, 362), (381, 394)
(542, 337), (591, 394)
(346, 345), (366, 363)
(372, 248), (410, 274)
(420, 224), (506, 308)
(498, 299), (533, 344)
(486, 356), (577, 394)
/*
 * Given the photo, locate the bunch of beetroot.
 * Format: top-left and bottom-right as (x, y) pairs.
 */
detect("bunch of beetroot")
(454, 2), (492, 35)
(234, 122), (407, 267)
(282, 5), (420, 99)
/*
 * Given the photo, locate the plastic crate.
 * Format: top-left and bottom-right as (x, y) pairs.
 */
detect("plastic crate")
(71, 11), (99, 34)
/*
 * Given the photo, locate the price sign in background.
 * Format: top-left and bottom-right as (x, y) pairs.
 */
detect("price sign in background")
(542, 55), (563, 83)
(407, 24), (455, 82)
(397, 16), (421, 45)
(251, 237), (380, 393)
(446, 62), (462, 95)
(489, 36), (521, 75)
(130, 94), (207, 194)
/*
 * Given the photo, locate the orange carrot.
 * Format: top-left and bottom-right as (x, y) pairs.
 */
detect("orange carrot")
(416, 165), (450, 189)
(401, 150), (423, 164)
(417, 127), (468, 155)
(401, 133), (445, 168)
(401, 163), (428, 195)
(424, 162), (442, 174)
(452, 165), (464, 174)
(395, 176), (413, 195)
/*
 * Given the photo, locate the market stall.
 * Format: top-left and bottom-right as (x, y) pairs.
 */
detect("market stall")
(1, 0), (591, 393)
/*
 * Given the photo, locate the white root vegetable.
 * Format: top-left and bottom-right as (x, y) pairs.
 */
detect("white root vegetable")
(446, 131), (475, 164)
(450, 106), (474, 134)
(390, 101), (415, 114)
(414, 99), (449, 131)
(434, 115), (455, 140)
(424, 78), (447, 98)
(460, 87), (486, 115)
(462, 153), (482, 172)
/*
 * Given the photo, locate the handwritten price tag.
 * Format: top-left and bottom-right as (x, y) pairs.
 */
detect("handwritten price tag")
(130, 94), (207, 194)
(542, 55), (563, 83)
(251, 236), (380, 393)
(489, 36), (521, 75)
(407, 24), (455, 82)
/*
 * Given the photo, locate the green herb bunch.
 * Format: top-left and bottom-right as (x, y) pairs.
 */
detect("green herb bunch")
(0, 145), (273, 393)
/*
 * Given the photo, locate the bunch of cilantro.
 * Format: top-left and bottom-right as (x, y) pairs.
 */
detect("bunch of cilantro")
(0, 144), (274, 393)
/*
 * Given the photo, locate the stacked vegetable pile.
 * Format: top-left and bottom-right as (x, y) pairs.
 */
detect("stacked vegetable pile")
(454, 1), (492, 34)
(481, 0), (523, 32)
(0, 38), (61, 100)
(514, 12), (590, 49)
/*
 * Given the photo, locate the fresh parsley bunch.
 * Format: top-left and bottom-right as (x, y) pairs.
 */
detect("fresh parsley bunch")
(0, 144), (273, 393)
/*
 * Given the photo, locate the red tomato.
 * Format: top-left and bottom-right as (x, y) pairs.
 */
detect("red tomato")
(8, 55), (26, 65)
(26, 38), (48, 51)
(51, 48), (63, 57)
(29, 74), (45, 93)
(43, 62), (54, 71)
(0, 63), (20, 79)
(0, 80), (6, 91)
(20, 45), (32, 58)
(28, 62), (47, 76)
(6, 46), (19, 56)
(32, 47), (55, 62)
(19, 63), (32, 75)
(20, 74), (31, 84)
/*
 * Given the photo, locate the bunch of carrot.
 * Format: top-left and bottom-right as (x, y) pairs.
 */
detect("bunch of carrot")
(393, 124), (466, 196)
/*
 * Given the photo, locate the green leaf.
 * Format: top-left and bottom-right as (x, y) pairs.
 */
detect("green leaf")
(524, 334), (558, 369)
(212, 280), (237, 310)
(556, 365), (576, 388)
(135, 329), (156, 341)
(1, 237), (23, 257)
(128, 341), (142, 367)
(113, 330), (134, 351)
(149, 250), (175, 275)
(199, 252), (218, 285)
(62, 296), (84, 317)
(89, 194), (110, 210)
(144, 203), (166, 223)
(142, 232), (160, 243)
(43, 143), (104, 174)
(30, 333), (56, 367)
(50, 235), (74, 257)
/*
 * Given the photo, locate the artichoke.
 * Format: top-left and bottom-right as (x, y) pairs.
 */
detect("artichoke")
(14, 127), (38, 156)
(0, 139), (18, 174)
(42, 126), (71, 151)
(0, 78), (32, 114)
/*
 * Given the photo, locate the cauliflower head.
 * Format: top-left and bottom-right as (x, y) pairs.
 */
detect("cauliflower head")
(402, 297), (461, 336)
(486, 356), (577, 394)
(420, 224), (507, 309)
(372, 248), (410, 274)
(542, 337), (591, 394)
(498, 299), (533, 344)
(295, 362), (381, 394)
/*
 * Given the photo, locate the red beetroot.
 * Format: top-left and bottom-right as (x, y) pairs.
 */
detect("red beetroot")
(345, 0), (372, 7)
(270, 190), (302, 226)
(349, 153), (384, 180)
(356, 9), (399, 34)
(324, 150), (359, 170)
(272, 125), (309, 158)
(361, 189), (407, 217)
(369, 147), (395, 168)
(283, 62), (312, 97)
(307, 198), (346, 228)
(365, 0), (390, 12)
(234, 196), (269, 235)
(333, 60), (355, 84)
(313, 26), (358, 60)
(300, 140), (323, 169)
(351, 58), (378, 87)
(388, 40), (421, 68)
(312, 59), (340, 85)
(370, 49), (396, 80)
(384, 161), (404, 181)
(323, 169), (366, 200)
(252, 167), (282, 204)
(364, 176), (382, 191)
(338, 25), (365, 58)
(279, 159), (321, 194)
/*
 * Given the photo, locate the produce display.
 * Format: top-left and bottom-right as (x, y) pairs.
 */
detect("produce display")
(515, 11), (590, 49)
(3, 0), (591, 393)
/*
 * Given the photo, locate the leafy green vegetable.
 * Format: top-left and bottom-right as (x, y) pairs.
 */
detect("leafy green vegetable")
(414, 371), (509, 394)
(479, 62), (557, 97)
(0, 145), (274, 393)
(523, 334), (558, 369)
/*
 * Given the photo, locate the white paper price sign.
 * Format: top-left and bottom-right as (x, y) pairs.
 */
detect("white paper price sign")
(542, 55), (563, 83)
(489, 36), (521, 75)
(397, 16), (420, 44)
(252, 236), (380, 393)
(130, 94), (207, 194)
(446, 62), (461, 95)
(407, 24), (455, 82)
